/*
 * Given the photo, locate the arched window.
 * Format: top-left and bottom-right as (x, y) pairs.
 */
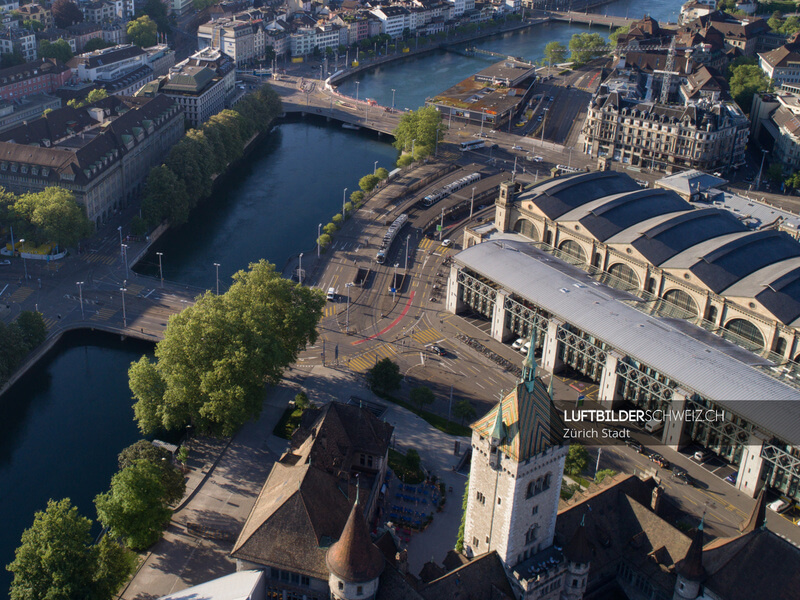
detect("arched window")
(662, 288), (699, 317)
(725, 318), (765, 351)
(608, 263), (640, 288)
(775, 337), (788, 357)
(542, 473), (551, 490)
(525, 524), (539, 545)
(513, 218), (538, 240)
(706, 304), (718, 324)
(544, 230), (553, 246)
(558, 239), (587, 262)
(592, 252), (602, 268)
(647, 277), (657, 294)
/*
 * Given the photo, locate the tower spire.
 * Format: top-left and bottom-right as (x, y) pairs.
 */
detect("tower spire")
(521, 328), (537, 384)
(490, 393), (506, 445)
(739, 486), (767, 533)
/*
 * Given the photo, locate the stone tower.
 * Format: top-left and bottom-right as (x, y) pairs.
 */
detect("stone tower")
(495, 180), (516, 232)
(673, 520), (706, 600)
(463, 341), (567, 566)
(326, 497), (385, 600)
(561, 514), (592, 600)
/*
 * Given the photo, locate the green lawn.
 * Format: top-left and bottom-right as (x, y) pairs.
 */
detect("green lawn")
(389, 448), (426, 484)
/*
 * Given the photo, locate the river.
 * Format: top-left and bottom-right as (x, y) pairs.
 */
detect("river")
(1, 0), (685, 595)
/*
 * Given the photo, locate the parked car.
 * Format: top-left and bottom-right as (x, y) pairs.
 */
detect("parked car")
(511, 337), (526, 351)
(532, 156), (544, 162)
(428, 345), (446, 356)
(0, 259), (9, 265)
(519, 340), (531, 355)
(693, 450), (711, 463)
(671, 465), (688, 478)
(768, 498), (791, 513)
(326, 287), (336, 301)
(724, 471), (738, 484)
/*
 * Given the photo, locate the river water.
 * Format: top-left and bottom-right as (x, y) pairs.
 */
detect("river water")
(0, 0), (685, 594)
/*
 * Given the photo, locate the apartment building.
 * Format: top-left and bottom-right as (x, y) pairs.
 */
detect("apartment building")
(0, 57), (70, 101)
(197, 17), (264, 67)
(68, 44), (153, 95)
(0, 26), (36, 62)
(16, 3), (52, 28)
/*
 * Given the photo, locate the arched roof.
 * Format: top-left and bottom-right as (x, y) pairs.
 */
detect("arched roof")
(628, 208), (748, 266)
(687, 230), (800, 294)
(521, 171), (642, 220)
(724, 258), (800, 326)
(559, 188), (692, 242)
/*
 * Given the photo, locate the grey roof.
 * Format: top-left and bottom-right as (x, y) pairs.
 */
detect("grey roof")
(520, 171), (642, 220)
(656, 170), (726, 196)
(721, 259), (800, 326)
(454, 241), (800, 441)
(158, 570), (264, 599)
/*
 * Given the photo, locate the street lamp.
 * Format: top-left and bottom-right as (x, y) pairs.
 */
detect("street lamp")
(345, 282), (353, 332)
(391, 88), (396, 113)
(121, 243), (128, 280)
(213, 262), (220, 295)
(541, 108), (548, 145)
(355, 80), (360, 104)
(77, 281), (84, 319)
(120, 287), (127, 328)
(373, 160), (378, 174)
(343, 187), (348, 220)
(470, 186), (476, 219)
(405, 234), (410, 270)
(392, 263), (399, 301)
(117, 225), (123, 262)
(317, 223), (322, 258)
(299, 253), (304, 285)
(19, 238), (27, 280)
(156, 252), (163, 287)
(411, 138), (416, 155)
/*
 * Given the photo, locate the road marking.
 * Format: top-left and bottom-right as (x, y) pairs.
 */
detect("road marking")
(323, 306), (337, 318)
(126, 283), (144, 295)
(411, 327), (442, 345)
(42, 317), (57, 329)
(353, 291), (416, 345)
(9, 287), (33, 302)
(348, 344), (397, 372)
(90, 307), (117, 321)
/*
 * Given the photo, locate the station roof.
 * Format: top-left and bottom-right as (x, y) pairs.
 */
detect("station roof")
(454, 240), (800, 443)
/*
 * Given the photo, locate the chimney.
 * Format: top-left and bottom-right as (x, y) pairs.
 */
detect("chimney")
(396, 549), (409, 574)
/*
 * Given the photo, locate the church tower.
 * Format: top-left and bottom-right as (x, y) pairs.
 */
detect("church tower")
(326, 496), (385, 600)
(561, 515), (591, 600)
(673, 520), (706, 600)
(463, 341), (567, 566)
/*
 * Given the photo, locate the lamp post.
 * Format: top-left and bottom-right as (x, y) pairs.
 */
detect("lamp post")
(213, 262), (220, 295)
(117, 225), (123, 262)
(77, 281), (84, 319)
(373, 160), (378, 174)
(156, 252), (163, 287)
(470, 186), (476, 219)
(298, 252), (304, 285)
(343, 187), (348, 220)
(345, 282), (353, 332)
(355, 80), (360, 104)
(317, 223), (322, 258)
(755, 148), (768, 190)
(121, 243), (128, 280)
(439, 208), (445, 241)
(541, 107), (548, 146)
(392, 263), (398, 301)
(405, 234), (411, 270)
(411, 138), (416, 155)
(391, 88), (396, 113)
(120, 286), (127, 328)
(19, 239), (27, 280)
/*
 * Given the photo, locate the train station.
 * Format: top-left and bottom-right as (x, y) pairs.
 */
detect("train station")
(449, 173), (800, 503)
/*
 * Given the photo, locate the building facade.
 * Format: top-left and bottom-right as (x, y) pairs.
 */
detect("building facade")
(0, 58), (70, 101)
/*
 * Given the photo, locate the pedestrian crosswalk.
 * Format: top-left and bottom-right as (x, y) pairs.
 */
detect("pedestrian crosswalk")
(347, 344), (397, 373)
(125, 283), (144, 295)
(42, 316), (57, 329)
(9, 287), (33, 302)
(323, 305), (338, 318)
(411, 327), (442, 345)
(419, 238), (449, 253)
(82, 253), (116, 265)
(90, 307), (117, 322)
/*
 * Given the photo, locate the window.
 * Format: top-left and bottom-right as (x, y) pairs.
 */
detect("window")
(357, 585), (363, 595)
(338, 581), (344, 590)
(473, 536), (479, 548)
(532, 505), (538, 515)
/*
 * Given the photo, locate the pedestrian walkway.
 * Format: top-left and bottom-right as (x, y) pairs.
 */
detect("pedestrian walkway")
(90, 307), (116, 321)
(322, 305), (338, 318)
(82, 252), (116, 265)
(348, 343), (397, 372)
(411, 327), (442, 345)
(9, 286), (33, 302)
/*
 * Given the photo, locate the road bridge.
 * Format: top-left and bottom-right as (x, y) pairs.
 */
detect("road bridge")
(547, 10), (638, 28)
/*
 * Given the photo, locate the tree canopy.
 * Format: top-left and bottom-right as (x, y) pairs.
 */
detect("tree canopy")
(768, 12), (800, 36)
(568, 32), (608, 66)
(117, 440), (186, 504)
(129, 260), (326, 436)
(7, 498), (135, 600)
(542, 41), (567, 65)
(95, 459), (173, 550)
(127, 15), (158, 48)
(453, 399), (476, 425)
(52, 0), (83, 28)
(0, 312), (47, 385)
(38, 39), (73, 63)
(83, 37), (115, 52)
(367, 358), (402, 394)
(728, 63), (770, 112)
(609, 25), (630, 47)
(392, 106), (445, 158)
(564, 444), (589, 476)
(142, 0), (170, 33)
(410, 386), (435, 411)
(9, 187), (93, 248)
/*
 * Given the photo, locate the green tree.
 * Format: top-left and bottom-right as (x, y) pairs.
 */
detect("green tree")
(453, 399), (476, 425)
(455, 480), (469, 552)
(392, 105), (445, 158)
(129, 261), (326, 436)
(729, 63), (769, 112)
(143, 0), (170, 32)
(350, 190), (365, 206)
(127, 16), (157, 48)
(769, 13), (800, 36)
(95, 459), (173, 550)
(294, 391), (310, 410)
(609, 25), (630, 47)
(410, 385), (435, 412)
(594, 468), (617, 484)
(52, 0), (82, 28)
(7, 498), (134, 600)
(83, 37), (114, 52)
(1, 51), (24, 68)
(165, 132), (214, 205)
(142, 165), (189, 226)
(13, 188), (93, 248)
(767, 162), (784, 183)
(724, 55), (758, 80)
(375, 167), (389, 180)
(568, 32), (608, 66)
(397, 154), (414, 167)
(22, 19), (44, 31)
(117, 439), (186, 504)
(564, 444), (589, 476)
(15, 311), (47, 351)
(359, 173), (380, 192)
(543, 41), (567, 65)
(366, 357), (402, 394)
(323, 222), (338, 235)
(38, 39), (73, 63)
(404, 448), (421, 471)
(786, 170), (800, 189)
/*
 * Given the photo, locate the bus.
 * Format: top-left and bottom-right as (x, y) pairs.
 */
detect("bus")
(460, 139), (485, 152)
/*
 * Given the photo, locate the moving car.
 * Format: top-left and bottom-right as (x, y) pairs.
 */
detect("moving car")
(724, 471), (738, 484)
(625, 439), (643, 453)
(650, 453), (669, 468)
(428, 345), (446, 356)
(326, 287), (336, 301)
(532, 156), (544, 162)
(441, 239), (452, 247)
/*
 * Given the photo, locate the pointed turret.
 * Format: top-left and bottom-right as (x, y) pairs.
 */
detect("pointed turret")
(326, 498), (384, 599)
(565, 514), (592, 565)
(562, 514), (592, 600)
(673, 519), (705, 600)
(490, 397), (506, 446)
(739, 486), (767, 534)
(522, 329), (537, 384)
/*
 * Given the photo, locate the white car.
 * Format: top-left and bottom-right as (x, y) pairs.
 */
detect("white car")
(768, 499), (791, 513)
(511, 337), (526, 350)
(532, 156), (544, 163)
(519, 341), (531, 354)
(441, 239), (452, 247)
(326, 287), (336, 301)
